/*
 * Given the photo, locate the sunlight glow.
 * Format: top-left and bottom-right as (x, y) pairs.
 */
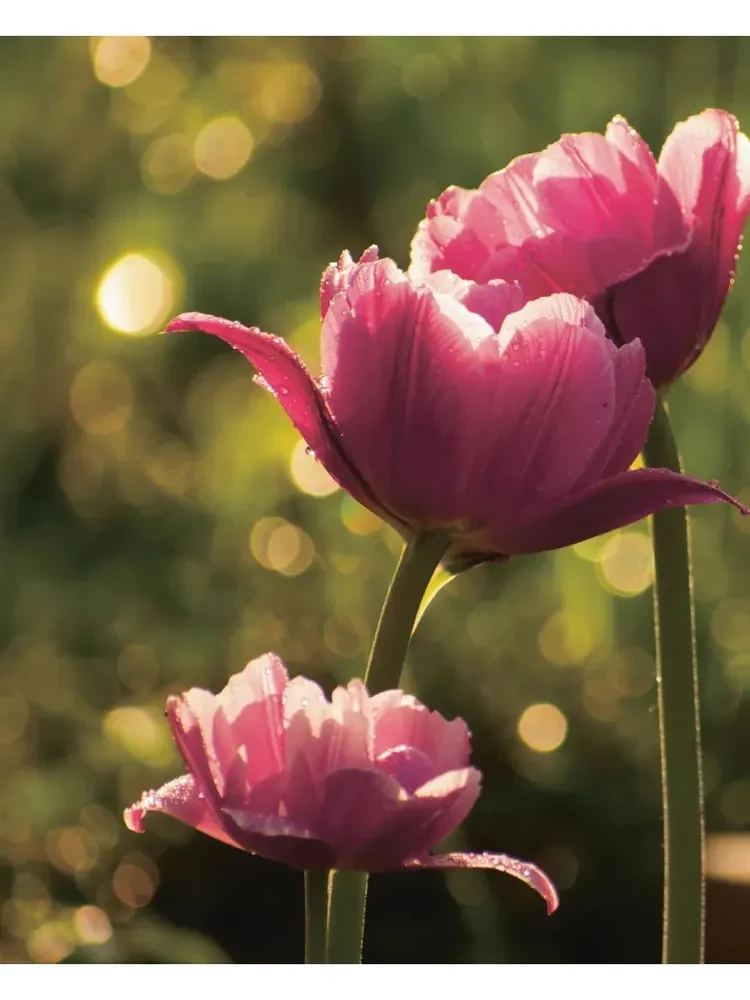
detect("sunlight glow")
(517, 703), (568, 753)
(96, 254), (175, 336)
(92, 37), (151, 88)
(289, 440), (339, 497)
(194, 116), (253, 180)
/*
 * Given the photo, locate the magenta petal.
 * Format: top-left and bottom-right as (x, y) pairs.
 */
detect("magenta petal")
(402, 852), (559, 914)
(372, 703), (471, 775)
(611, 109), (750, 386)
(216, 654), (287, 788)
(166, 696), (223, 811)
(320, 245), (380, 318)
(315, 768), (405, 862)
(224, 809), (336, 870)
(164, 312), (386, 519)
(125, 774), (242, 850)
(503, 468), (750, 555)
(573, 339), (654, 487)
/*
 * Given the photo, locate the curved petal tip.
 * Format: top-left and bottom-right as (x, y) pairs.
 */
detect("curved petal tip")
(402, 851), (559, 914)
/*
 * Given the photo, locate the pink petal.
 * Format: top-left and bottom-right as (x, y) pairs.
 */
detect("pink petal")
(471, 296), (618, 522)
(572, 338), (655, 486)
(403, 851), (559, 915)
(424, 271), (528, 330)
(216, 654), (287, 788)
(405, 767), (482, 854)
(166, 695), (224, 813)
(164, 312), (387, 520)
(610, 109), (750, 386)
(320, 261), (503, 523)
(320, 245), (380, 318)
(320, 767), (479, 871)
(474, 151), (544, 245)
(409, 186), (491, 281)
(124, 774), (243, 849)
(315, 767), (407, 866)
(372, 704), (471, 775)
(223, 808), (336, 870)
(500, 468), (750, 556)
(376, 746), (437, 793)
(605, 115), (657, 186)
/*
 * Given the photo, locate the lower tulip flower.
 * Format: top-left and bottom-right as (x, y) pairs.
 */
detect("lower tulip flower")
(165, 252), (747, 571)
(410, 109), (750, 388)
(125, 654), (558, 913)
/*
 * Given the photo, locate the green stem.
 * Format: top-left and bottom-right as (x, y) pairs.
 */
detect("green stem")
(364, 531), (450, 695)
(304, 869), (329, 964)
(325, 869), (369, 964)
(326, 531), (449, 964)
(643, 396), (705, 964)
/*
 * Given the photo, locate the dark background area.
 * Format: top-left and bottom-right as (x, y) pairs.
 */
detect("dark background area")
(1, 36), (749, 964)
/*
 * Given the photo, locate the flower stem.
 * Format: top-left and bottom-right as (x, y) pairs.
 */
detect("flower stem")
(304, 869), (329, 963)
(325, 869), (369, 964)
(365, 531), (450, 695)
(643, 396), (705, 964)
(326, 531), (449, 964)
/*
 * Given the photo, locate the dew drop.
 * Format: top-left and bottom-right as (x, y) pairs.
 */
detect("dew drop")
(300, 698), (309, 708)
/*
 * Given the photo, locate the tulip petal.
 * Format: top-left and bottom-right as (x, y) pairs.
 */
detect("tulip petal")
(501, 468), (750, 556)
(321, 260), (507, 522)
(402, 851), (559, 915)
(165, 312), (389, 521)
(610, 109), (750, 386)
(166, 695), (224, 811)
(372, 704), (471, 775)
(125, 774), (242, 849)
(474, 297), (617, 518)
(215, 654), (287, 788)
(320, 245), (380, 318)
(224, 808), (337, 870)
(573, 338), (654, 487)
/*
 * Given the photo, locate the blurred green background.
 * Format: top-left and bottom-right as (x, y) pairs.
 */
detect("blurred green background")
(1, 36), (750, 965)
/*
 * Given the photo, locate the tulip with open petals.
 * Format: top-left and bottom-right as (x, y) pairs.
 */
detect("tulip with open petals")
(165, 252), (746, 570)
(411, 110), (750, 388)
(125, 654), (558, 912)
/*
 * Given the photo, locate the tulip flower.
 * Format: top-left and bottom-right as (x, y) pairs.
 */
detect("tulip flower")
(410, 109), (750, 388)
(125, 653), (558, 912)
(166, 252), (746, 571)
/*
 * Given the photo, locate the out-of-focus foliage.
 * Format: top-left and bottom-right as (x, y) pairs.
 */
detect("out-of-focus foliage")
(1, 36), (749, 964)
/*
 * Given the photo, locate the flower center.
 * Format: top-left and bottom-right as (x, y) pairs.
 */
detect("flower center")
(375, 745), (436, 794)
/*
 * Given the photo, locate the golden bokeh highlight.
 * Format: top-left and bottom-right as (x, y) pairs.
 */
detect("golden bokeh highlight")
(340, 497), (383, 536)
(194, 116), (254, 181)
(597, 531), (654, 597)
(27, 923), (72, 964)
(92, 37), (152, 88)
(517, 703), (568, 753)
(113, 855), (158, 908)
(69, 361), (133, 436)
(706, 833), (750, 885)
(250, 517), (315, 576)
(96, 253), (177, 336)
(142, 134), (195, 195)
(73, 905), (113, 946)
(252, 61), (321, 125)
(103, 706), (174, 766)
(538, 611), (598, 665)
(289, 440), (339, 497)
(46, 827), (99, 875)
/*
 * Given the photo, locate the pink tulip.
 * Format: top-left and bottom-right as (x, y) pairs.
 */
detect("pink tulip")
(411, 110), (750, 388)
(125, 653), (558, 912)
(165, 252), (746, 570)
